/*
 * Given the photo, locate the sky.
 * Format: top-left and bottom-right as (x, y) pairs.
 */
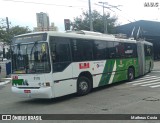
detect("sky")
(0, 0), (160, 31)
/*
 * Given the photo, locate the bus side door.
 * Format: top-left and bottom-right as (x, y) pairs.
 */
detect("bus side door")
(50, 37), (76, 97)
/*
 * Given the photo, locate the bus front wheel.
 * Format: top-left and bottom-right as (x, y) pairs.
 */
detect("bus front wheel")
(77, 76), (91, 96)
(128, 68), (134, 82)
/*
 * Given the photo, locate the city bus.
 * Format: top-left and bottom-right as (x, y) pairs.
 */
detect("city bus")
(11, 30), (153, 98)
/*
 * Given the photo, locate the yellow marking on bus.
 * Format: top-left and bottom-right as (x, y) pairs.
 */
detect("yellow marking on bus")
(42, 44), (46, 52)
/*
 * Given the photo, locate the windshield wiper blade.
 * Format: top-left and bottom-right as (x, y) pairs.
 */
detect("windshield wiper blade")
(30, 41), (38, 56)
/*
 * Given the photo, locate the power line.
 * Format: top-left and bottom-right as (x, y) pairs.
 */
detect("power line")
(94, 3), (136, 23)
(1, 0), (87, 8)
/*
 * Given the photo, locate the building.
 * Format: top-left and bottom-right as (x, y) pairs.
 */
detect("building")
(36, 12), (50, 31)
(34, 12), (58, 32)
(115, 20), (160, 60)
(49, 22), (58, 31)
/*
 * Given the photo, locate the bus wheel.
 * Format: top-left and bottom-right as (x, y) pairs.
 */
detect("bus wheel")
(77, 76), (91, 96)
(128, 68), (134, 82)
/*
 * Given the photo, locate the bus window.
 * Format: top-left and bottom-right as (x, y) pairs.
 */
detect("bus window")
(114, 42), (121, 58)
(71, 39), (93, 61)
(50, 37), (71, 73)
(145, 45), (152, 56)
(107, 42), (115, 59)
(124, 43), (136, 58)
(93, 40), (107, 60)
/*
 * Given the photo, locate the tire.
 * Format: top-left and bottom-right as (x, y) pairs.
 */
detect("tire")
(128, 68), (134, 82)
(77, 76), (91, 96)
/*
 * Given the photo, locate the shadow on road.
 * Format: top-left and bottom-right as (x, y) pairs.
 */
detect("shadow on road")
(18, 93), (78, 105)
(18, 81), (128, 105)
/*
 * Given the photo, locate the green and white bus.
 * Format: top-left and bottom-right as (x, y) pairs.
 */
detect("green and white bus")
(11, 30), (153, 98)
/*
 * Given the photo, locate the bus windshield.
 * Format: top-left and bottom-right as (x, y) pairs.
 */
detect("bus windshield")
(11, 41), (51, 74)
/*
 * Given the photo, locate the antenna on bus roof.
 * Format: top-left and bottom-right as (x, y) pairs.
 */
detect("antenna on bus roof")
(136, 26), (141, 39)
(129, 27), (135, 40)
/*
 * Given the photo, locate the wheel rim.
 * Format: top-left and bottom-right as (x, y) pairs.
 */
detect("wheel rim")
(129, 70), (133, 80)
(79, 81), (88, 92)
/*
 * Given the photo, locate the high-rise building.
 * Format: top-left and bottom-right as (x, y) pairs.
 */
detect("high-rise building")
(36, 12), (50, 31)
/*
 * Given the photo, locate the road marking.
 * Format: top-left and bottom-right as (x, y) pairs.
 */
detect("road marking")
(0, 80), (10, 86)
(151, 84), (160, 88)
(133, 79), (160, 85)
(127, 75), (160, 88)
(151, 71), (160, 73)
(141, 81), (160, 86)
(128, 76), (160, 84)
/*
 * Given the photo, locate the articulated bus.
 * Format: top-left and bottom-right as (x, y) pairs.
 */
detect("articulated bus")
(11, 30), (153, 98)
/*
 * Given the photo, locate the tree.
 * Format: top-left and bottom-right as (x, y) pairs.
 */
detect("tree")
(0, 25), (31, 44)
(0, 25), (31, 59)
(73, 10), (118, 34)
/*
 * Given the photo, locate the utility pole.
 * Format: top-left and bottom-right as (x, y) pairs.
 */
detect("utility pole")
(88, 0), (93, 31)
(98, 2), (108, 34)
(97, 2), (121, 34)
(6, 17), (9, 33)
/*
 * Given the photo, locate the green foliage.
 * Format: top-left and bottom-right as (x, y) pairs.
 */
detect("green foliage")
(73, 10), (118, 34)
(0, 25), (31, 44)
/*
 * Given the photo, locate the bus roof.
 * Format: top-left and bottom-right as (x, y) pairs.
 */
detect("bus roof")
(14, 31), (138, 43)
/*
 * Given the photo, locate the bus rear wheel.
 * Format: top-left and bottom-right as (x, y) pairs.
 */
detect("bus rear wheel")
(128, 68), (134, 82)
(77, 76), (91, 96)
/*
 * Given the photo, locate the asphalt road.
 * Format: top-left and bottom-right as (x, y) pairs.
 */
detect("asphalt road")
(1, 61), (160, 123)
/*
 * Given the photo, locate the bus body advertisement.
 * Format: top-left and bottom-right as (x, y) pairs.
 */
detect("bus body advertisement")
(11, 31), (154, 99)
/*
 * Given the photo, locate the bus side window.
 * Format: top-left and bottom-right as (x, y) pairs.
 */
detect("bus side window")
(93, 40), (107, 60)
(49, 36), (71, 73)
(71, 39), (93, 61)
(124, 43), (134, 58)
(107, 42), (115, 59)
(51, 43), (56, 62)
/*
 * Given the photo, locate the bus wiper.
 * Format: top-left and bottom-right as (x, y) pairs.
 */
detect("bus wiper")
(30, 41), (38, 56)
(30, 41), (38, 73)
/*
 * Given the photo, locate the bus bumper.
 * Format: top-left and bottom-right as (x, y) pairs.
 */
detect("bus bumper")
(11, 87), (53, 99)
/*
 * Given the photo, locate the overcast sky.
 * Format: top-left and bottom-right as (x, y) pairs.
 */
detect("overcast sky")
(0, 0), (160, 31)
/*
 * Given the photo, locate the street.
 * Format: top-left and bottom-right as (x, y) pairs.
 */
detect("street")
(0, 61), (160, 123)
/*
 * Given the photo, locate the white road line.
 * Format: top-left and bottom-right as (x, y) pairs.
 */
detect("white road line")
(141, 81), (160, 86)
(151, 71), (160, 73)
(150, 84), (160, 88)
(135, 76), (158, 80)
(127, 75), (160, 88)
(128, 76), (157, 83)
(128, 77), (160, 84)
(133, 79), (160, 85)
(0, 80), (10, 86)
(140, 75), (157, 79)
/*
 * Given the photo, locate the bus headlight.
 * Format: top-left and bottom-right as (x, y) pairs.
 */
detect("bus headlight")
(45, 82), (50, 87)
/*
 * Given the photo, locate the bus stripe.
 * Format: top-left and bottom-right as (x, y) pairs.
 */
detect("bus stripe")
(109, 61), (116, 84)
